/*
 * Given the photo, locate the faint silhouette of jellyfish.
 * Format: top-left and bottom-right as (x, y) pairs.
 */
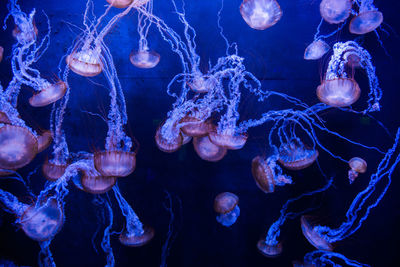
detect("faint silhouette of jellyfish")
(348, 157), (367, 183)
(214, 192), (240, 227)
(349, 0), (383, 35)
(278, 138), (319, 170)
(303, 250), (370, 267)
(130, 0), (161, 69)
(0, 46), (3, 63)
(319, 0), (352, 24)
(301, 128), (400, 250)
(239, 0), (282, 30)
(193, 136), (227, 162)
(304, 39), (330, 60)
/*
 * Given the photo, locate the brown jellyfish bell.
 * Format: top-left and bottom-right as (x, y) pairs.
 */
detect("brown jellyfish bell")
(251, 156), (275, 193)
(240, 0), (282, 30)
(29, 81), (67, 107)
(278, 140), (319, 170)
(81, 167), (117, 194)
(37, 130), (53, 153)
(119, 225), (155, 247)
(213, 192), (239, 214)
(193, 136), (227, 162)
(66, 48), (103, 77)
(209, 129), (248, 150)
(129, 49), (161, 69)
(348, 157), (367, 183)
(180, 111), (214, 138)
(42, 160), (67, 182)
(106, 0), (134, 8)
(316, 78), (361, 107)
(155, 124), (183, 153)
(304, 39), (330, 60)
(300, 215), (334, 251)
(94, 150), (136, 178)
(319, 0), (352, 24)
(349, 10), (383, 35)
(257, 239), (283, 257)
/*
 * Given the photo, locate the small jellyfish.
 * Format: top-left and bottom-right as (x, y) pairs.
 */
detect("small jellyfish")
(94, 150), (136, 177)
(240, 0), (282, 30)
(155, 125), (183, 153)
(19, 198), (64, 241)
(0, 125), (38, 170)
(316, 78), (361, 107)
(29, 81), (67, 107)
(106, 0), (134, 8)
(42, 160), (67, 182)
(252, 156), (275, 193)
(348, 157), (367, 184)
(180, 112), (214, 138)
(193, 136), (227, 162)
(12, 20), (38, 44)
(129, 49), (160, 69)
(119, 225), (155, 247)
(278, 139), (319, 170)
(349, 10), (383, 35)
(66, 48), (103, 77)
(257, 239), (283, 257)
(188, 73), (217, 93)
(37, 131), (53, 153)
(304, 39), (330, 60)
(343, 48), (362, 68)
(319, 0), (352, 24)
(0, 46), (3, 63)
(208, 130), (248, 150)
(214, 192), (240, 227)
(300, 216), (333, 251)
(81, 168), (117, 194)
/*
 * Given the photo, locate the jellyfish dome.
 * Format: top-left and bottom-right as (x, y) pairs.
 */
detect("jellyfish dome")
(300, 216), (333, 251)
(188, 74), (217, 93)
(155, 125), (183, 153)
(304, 40), (330, 60)
(94, 150), (136, 177)
(239, 0), (282, 30)
(129, 49), (160, 69)
(119, 225), (155, 247)
(37, 131), (53, 153)
(214, 192), (239, 214)
(216, 205), (240, 227)
(343, 48), (362, 68)
(209, 130), (247, 150)
(180, 112), (214, 138)
(29, 81), (67, 107)
(106, 0), (133, 8)
(193, 136), (227, 162)
(349, 157), (367, 173)
(81, 168), (117, 194)
(319, 0), (352, 24)
(349, 10), (383, 35)
(19, 198), (64, 241)
(251, 156), (275, 193)
(0, 125), (38, 170)
(278, 139), (318, 170)
(317, 78), (361, 107)
(42, 160), (67, 182)
(257, 239), (283, 257)
(66, 49), (103, 77)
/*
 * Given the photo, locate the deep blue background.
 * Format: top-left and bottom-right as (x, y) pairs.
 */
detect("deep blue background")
(0, 0), (399, 266)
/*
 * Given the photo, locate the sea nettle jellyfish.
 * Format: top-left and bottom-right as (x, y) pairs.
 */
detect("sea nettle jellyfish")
(94, 150), (136, 178)
(300, 216), (334, 251)
(66, 47), (103, 77)
(193, 136), (227, 162)
(209, 129), (247, 150)
(188, 73), (217, 93)
(278, 139), (319, 170)
(304, 39), (330, 60)
(240, 0), (282, 30)
(37, 130), (53, 153)
(29, 81), (67, 108)
(317, 78), (361, 108)
(180, 110), (214, 138)
(214, 192), (240, 227)
(348, 157), (367, 183)
(257, 239), (283, 257)
(42, 160), (67, 182)
(81, 166), (117, 194)
(119, 225), (155, 247)
(319, 0), (352, 24)
(130, 49), (160, 69)
(155, 123), (183, 153)
(252, 156), (275, 193)
(349, 3), (383, 35)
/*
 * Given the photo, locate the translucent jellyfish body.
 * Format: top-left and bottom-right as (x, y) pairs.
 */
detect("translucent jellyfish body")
(0, 46), (3, 63)
(66, 49), (103, 77)
(0, 125), (38, 170)
(317, 78), (361, 107)
(251, 156), (275, 193)
(155, 125), (183, 153)
(188, 74), (217, 93)
(349, 10), (383, 35)
(209, 130), (247, 150)
(180, 114), (214, 138)
(240, 0), (282, 30)
(119, 225), (155, 247)
(106, 0), (133, 8)
(129, 50), (160, 69)
(42, 160), (67, 182)
(348, 157), (367, 183)
(37, 131), (53, 153)
(214, 192), (240, 227)
(257, 239), (283, 257)
(278, 140), (319, 170)
(304, 40), (330, 60)
(81, 169), (117, 194)
(300, 216), (333, 251)
(193, 136), (227, 162)
(94, 151), (136, 177)
(20, 199), (64, 241)
(319, 0), (352, 24)
(29, 81), (67, 107)
(12, 21), (38, 44)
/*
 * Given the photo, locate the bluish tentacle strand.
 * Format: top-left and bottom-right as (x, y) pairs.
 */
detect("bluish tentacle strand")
(38, 240), (56, 267)
(304, 250), (370, 267)
(101, 197), (115, 267)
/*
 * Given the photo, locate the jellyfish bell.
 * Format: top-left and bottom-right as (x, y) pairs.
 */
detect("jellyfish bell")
(193, 136), (227, 162)
(66, 48), (103, 77)
(129, 49), (160, 69)
(209, 130), (248, 150)
(349, 11), (383, 35)
(81, 169), (117, 194)
(304, 39), (330, 60)
(257, 239), (283, 257)
(19, 198), (64, 241)
(188, 73), (217, 93)
(42, 160), (67, 182)
(213, 192), (239, 214)
(349, 157), (367, 173)
(119, 225), (155, 247)
(251, 156), (275, 193)
(216, 204), (240, 227)
(94, 150), (136, 177)
(155, 125), (183, 153)
(300, 216), (333, 251)
(29, 81), (67, 108)
(37, 130), (53, 153)
(343, 49), (362, 68)
(317, 78), (361, 107)
(180, 114), (214, 138)
(319, 0), (352, 24)
(278, 140), (319, 170)
(239, 0), (282, 30)
(0, 125), (38, 170)
(106, 0), (133, 8)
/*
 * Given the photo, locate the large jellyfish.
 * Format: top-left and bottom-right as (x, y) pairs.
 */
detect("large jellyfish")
(239, 0), (282, 30)
(349, 0), (383, 35)
(319, 0), (352, 24)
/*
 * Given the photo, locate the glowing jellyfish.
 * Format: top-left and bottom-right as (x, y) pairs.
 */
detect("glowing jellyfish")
(348, 157), (367, 183)
(239, 0), (282, 30)
(94, 151), (136, 177)
(193, 136), (227, 162)
(155, 124), (183, 153)
(81, 167), (117, 194)
(130, 49), (160, 69)
(278, 139), (319, 170)
(300, 216), (334, 251)
(257, 239), (283, 257)
(214, 192), (240, 227)
(0, 46), (3, 63)
(349, 10), (383, 35)
(29, 81), (67, 108)
(119, 225), (155, 247)
(209, 130), (247, 150)
(66, 48), (103, 77)
(188, 73), (217, 93)
(19, 198), (64, 241)
(180, 112), (214, 137)
(42, 160), (67, 182)
(304, 39), (330, 60)
(319, 0), (352, 24)
(12, 19), (38, 44)
(37, 130), (53, 153)
(317, 78), (361, 108)
(106, 0), (134, 8)
(0, 125), (38, 170)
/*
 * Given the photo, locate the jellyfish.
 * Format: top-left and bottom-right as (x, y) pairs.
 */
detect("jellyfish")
(155, 122), (183, 153)
(349, 0), (383, 35)
(81, 163), (117, 194)
(304, 39), (330, 60)
(278, 138), (319, 170)
(193, 136), (227, 162)
(300, 215), (334, 251)
(42, 159), (67, 182)
(214, 192), (240, 227)
(303, 250), (370, 267)
(348, 157), (367, 183)
(106, 0), (134, 9)
(319, 0), (352, 24)
(239, 0), (282, 30)
(0, 46), (3, 63)
(37, 130), (53, 153)
(180, 109), (215, 138)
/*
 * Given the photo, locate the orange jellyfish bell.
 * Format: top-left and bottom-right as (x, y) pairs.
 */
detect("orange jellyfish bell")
(278, 141), (319, 170)
(37, 131), (53, 153)
(319, 0), (352, 24)
(106, 0), (133, 8)
(155, 126), (183, 153)
(349, 157), (367, 173)
(257, 239), (283, 257)
(29, 81), (67, 107)
(240, 0), (282, 30)
(0, 111), (11, 124)
(81, 169), (117, 194)
(304, 39), (330, 60)
(188, 74), (217, 94)
(251, 156), (275, 193)
(66, 49), (103, 77)
(214, 192), (239, 214)
(209, 130), (247, 150)
(180, 114), (214, 138)
(42, 160), (67, 182)
(20, 198), (64, 241)
(349, 10), (383, 35)
(0, 125), (38, 170)
(0, 46), (3, 63)
(193, 136), (227, 162)
(317, 78), (361, 107)
(94, 150), (136, 177)
(129, 50), (161, 69)
(119, 225), (155, 247)
(300, 216), (333, 251)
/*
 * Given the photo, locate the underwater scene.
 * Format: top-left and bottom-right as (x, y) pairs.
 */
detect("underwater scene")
(0, 0), (399, 266)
